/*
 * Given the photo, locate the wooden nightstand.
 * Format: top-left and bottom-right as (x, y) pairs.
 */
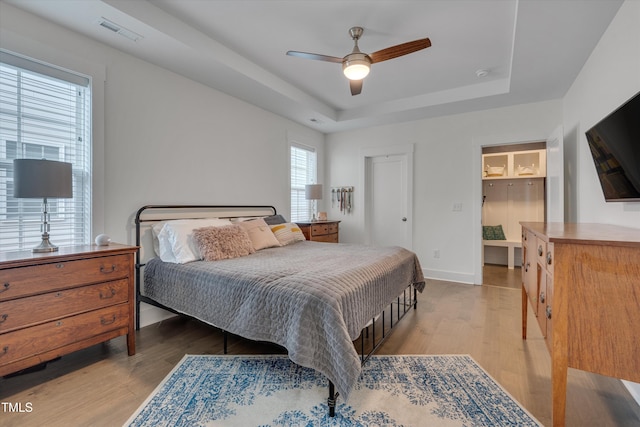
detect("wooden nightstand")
(0, 243), (137, 377)
(296, 220), (340, 243)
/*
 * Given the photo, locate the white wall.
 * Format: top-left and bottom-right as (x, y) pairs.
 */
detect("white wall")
(561, 0), (640, 403)
(563, 0), (640, 226)
(326, 100), (562, 283)
(0, 3), (324, 326)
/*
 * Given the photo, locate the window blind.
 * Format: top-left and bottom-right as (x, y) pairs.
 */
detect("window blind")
(290, 143), (317, 222)
(0, 50), (92, 251)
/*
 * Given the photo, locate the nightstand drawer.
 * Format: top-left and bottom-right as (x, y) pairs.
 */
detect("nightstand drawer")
(0, 254), (131, 301)
(296, 220), (340, 243)
(313, 233), (339, 243)
(0, 279), (129, 333)
(311, 224), (334, 236)
(0, 303), (130, 367)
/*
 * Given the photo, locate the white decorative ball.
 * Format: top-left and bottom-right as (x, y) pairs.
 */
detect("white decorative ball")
(95, 234), (111, 246)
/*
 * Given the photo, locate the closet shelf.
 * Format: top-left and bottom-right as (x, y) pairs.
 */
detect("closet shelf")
(482, 149), (546, 180)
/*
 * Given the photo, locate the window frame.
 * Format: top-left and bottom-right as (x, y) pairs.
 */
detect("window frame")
(289, 142), (317, 223)
(0, 49), (92, 252)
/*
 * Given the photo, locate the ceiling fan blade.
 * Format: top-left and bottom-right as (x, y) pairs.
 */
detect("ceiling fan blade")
(369, 38), (431, 63)
(286, 51), (343, 63)
(350, 79), (363, 96)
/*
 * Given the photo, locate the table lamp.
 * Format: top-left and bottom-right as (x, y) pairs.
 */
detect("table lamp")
(305, 184), (323, 222)
(13, 159), (73, 253)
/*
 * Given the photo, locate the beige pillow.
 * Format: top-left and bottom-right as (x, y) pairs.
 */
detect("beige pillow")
(192, 224), (255, 261)
(238, 218), (281, 250)
(270, 223), (306, 246)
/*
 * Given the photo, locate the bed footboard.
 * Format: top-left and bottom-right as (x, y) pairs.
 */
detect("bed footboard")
(327, 282), (417, 416)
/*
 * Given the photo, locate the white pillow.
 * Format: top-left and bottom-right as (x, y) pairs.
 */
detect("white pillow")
(156, 218), (232, 263)
(151, 221), (177, 263)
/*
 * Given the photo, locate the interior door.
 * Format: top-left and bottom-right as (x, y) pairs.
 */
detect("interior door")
(366, 154), (412, 249)
(546, 126), (564, 222)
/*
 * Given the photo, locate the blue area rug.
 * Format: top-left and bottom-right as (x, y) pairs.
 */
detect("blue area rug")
(124, 355), (541, 427)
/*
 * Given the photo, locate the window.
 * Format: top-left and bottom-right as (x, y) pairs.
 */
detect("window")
(0, 50), (92, 251)
(290, 143), (317, 222)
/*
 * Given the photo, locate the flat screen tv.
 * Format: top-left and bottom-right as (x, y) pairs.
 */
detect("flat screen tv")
(585, 91), (640, 202)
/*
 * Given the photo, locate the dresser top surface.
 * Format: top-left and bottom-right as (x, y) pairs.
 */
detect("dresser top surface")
(520, 222), (640, 247)
(0, 243), (138, 267)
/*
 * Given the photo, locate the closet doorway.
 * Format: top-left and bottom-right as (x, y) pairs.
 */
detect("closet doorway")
(481, 142), (546, 288)
(362, 144), (414, 250)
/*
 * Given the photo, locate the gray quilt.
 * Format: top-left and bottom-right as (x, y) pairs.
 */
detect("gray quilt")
(143, 241), (425, 399)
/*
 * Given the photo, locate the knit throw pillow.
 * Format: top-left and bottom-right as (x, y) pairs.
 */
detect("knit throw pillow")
(192, 224), (255, 261)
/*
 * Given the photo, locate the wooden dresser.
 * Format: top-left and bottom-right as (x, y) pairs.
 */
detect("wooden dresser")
(297, 220), (340, 243)
(0, 243), (137, 377)
(520, 222), (640, 427)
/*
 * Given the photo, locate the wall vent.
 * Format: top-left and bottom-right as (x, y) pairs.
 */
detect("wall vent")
(96, 17), (143, 42)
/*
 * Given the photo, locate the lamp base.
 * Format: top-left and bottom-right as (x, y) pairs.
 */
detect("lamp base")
(32, 234), (58, 253)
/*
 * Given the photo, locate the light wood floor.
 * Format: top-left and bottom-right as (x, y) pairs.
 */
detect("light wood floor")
(2, 271), (639, 427)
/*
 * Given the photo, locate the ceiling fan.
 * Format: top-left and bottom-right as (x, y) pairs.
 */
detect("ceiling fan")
(286, 27), (431, 96)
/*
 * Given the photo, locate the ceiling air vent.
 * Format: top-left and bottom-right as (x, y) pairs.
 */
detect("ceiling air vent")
(96, 17), (143, 42)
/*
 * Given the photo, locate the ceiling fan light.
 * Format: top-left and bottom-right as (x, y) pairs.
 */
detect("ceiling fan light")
(343, 63), (370, 80)
(342, 54), (371, 80)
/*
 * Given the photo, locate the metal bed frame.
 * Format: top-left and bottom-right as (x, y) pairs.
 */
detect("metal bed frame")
(134, 204), (418, 417)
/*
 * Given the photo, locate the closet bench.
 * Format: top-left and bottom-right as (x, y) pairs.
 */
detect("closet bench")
(483, 239), (521, 269)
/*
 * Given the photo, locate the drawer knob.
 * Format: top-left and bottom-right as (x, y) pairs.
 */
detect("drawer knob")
(100, 315), (117, 326)
(100, 264), (116, 273)
(1, 283), (9, 293)
(539, 292), (545, 304)
(546, 305), (552, 320)
(100, 289), (117, 299)
(525, 262), (530, 273)
(538, 245), (543, 256)
(0, 346), (8, 357)
(546, 251), (552, 265)
(56, 263), (64, 269)
(0, 313), (8, 324)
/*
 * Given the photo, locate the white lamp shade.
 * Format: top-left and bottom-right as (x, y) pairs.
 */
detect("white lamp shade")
(305, 184), (323, 200)
(342, 53), (371, 80)
(13, 159), (73, 199)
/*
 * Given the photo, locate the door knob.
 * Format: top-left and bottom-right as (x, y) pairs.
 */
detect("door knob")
(402, 217), (407, 222)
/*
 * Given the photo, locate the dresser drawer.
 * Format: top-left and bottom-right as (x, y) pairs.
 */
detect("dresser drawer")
(0, 279), (129, 333)
(536, 237), (547, 266)
(536, 271), (547, 337)
(0, 304), (129, 367)
(0, 254), (131, 301)
(544, 273), (553, 354)
(545, 242), (554, 276)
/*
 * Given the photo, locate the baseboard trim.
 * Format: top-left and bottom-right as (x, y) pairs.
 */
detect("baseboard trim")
(423, 269), (476, 285)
